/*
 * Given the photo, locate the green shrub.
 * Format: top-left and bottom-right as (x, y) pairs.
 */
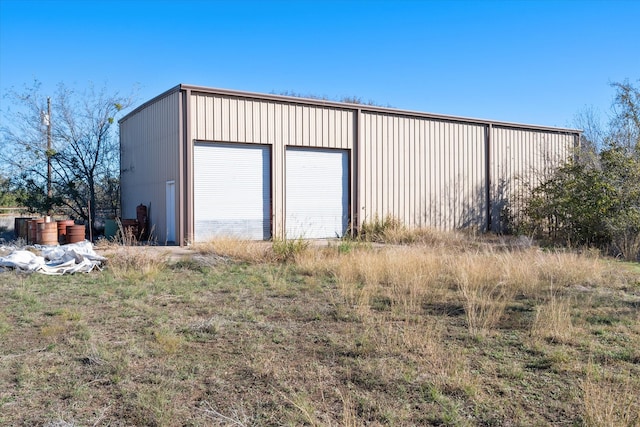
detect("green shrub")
(272, 238), (309, 262)
(519, 80), (640, 262)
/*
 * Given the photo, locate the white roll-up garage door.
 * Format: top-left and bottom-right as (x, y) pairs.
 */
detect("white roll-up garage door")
(286, 147), (349, 239)
(194, 143), (271, 241)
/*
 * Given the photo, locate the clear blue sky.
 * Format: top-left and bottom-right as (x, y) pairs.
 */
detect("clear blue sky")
(1, 0), (638, 129)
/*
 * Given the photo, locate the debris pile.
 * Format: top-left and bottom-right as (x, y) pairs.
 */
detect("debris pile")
(0, 241), (106, 275)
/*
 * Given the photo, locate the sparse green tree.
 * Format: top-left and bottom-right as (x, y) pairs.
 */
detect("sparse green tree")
(520, 80), (640, 261)
(0, 175), (23, 207)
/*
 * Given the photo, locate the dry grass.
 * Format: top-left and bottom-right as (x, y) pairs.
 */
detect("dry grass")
(449, 252), (516, 337)
(358, 214), (473, 247)
(105, 246), (167, 281)
(1, 227), (639, 425)
(333, 246), (443, 316)
(327, 242), (612, 338)
(193, 236), (273, 263)
(583, 365), (640, 426)
(531, 287), (575, 343)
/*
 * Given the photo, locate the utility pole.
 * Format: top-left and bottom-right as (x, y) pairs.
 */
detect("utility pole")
(46, 97), (52, 215)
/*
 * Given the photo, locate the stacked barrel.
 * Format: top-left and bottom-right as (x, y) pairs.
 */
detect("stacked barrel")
(19, 217), (86, 245)
(66, 224), (86, 244)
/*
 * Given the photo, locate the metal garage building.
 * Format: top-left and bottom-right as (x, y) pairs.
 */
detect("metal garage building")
(119, 84), (580, 245)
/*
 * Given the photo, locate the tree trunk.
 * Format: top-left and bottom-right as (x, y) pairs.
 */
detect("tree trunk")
(88, 175), (97, 241)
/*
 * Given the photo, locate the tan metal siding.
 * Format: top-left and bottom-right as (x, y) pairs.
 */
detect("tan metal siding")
(189, 92), (356, 238)
(359, 112), (487, 230)
(190, 93), (355, 149)
(120, 90), (181, 243)
(121, 85), (581, 244)
(490, 127), (575, 231)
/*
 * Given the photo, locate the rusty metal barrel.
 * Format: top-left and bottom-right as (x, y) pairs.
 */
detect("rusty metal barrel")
(57, 220), (76, 244)
(27, 220), (36, 244)
(38, 221), (58, 245)
(120, 219), (139, 241)
(66, 224), (86, 244)
(14, 217), (32, 240)
(136, 204), (148, 240)
(32, 218), (45, 244)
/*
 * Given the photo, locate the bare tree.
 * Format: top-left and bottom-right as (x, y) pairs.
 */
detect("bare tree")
(1, 80), (133, 236)
(608, 79), (640, 154)
(271, 90), (391, 107)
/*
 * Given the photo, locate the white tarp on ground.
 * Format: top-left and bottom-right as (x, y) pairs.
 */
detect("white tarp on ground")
(0, 241), (106, 275)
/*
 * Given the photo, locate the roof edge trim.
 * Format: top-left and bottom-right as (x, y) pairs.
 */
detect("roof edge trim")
(119, 84), (182, 124)
(122, 83), (581, 134)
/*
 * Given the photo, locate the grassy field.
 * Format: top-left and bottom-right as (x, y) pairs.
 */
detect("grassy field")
(0, 231), (639, 426)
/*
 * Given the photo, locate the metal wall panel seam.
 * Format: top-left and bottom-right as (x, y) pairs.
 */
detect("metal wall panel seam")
(362, 112), (372, 217)
(403, 118), (409, 225)
(234, 96), (240, 142)
(389, 116), (395, 220)
(266, 102), (273, 144)
(420, 119), (427, 228)
(374, 113), (380, 221)
(252, 100), (259, 143)
(396, 116), (402, 223)
(382, 114), (387, 218)
(459, 124), (464, 228)
(485, 123), (491, 232)
(260, 102), (268, 144)
(363, 112), (370, 223)
(378, 114), (384, 218)
(392, 115), (398, 219)
(245, 100), (253, 143)
(371, 114), (376, 221)
(275, 103), (282, 147)
(353, 108), (361, 234)
(406, 118), (412, 226)
(212, 96), (220, 141)
(322, 108), (329, 148)
(319, 107), (325, 147)
(238, 99), (246, 142)
(295, 105), (302, 146)
(387, 117), (402, 220)
(302, 106), (309, 146)
(443, 121), (449, 229)
(408, 119), (415, 227)
(360, 112), (367, 226)
(219, 97), (226, 141)
(196, 95), (204, 140)
(366, 113), (374, 223)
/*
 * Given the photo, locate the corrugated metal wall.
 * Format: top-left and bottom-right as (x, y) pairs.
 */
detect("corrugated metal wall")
(490, 126), (576, 231)
(120, 90), (181, 243)
(189, 92), (356, 238)
(359, 112), (487, 230)
(120, 85), (580, 244)
(190, 93), (355, 148)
